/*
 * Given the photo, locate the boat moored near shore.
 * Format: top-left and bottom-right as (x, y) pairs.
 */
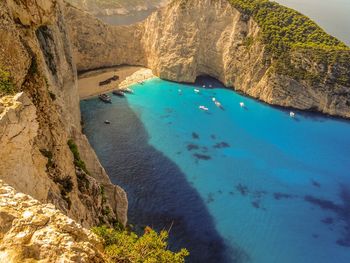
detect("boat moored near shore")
(98, 94), (112, 103)
(113, 90), (125, 97)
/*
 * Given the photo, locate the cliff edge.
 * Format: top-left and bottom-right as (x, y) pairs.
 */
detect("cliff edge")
(0, 180), (106, 262)
(0, 0), (127, 228)
(66, 0), (350, 118)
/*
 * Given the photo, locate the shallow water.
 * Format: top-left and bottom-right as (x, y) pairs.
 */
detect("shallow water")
(81, 77), (350, 262)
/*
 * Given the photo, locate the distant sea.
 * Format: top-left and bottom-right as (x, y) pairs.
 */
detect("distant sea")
(81, 77), (350, 262)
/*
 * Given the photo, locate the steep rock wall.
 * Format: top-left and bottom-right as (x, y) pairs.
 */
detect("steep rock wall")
(66, 0), (350, 118)
(64, 4), (145, 71)
(0, 0), (127, 227)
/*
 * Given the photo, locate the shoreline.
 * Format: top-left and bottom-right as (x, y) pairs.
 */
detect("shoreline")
(78, 66), (155, 100)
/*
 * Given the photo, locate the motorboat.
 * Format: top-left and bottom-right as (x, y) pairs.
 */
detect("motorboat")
(199, 105), (209, 111)
(112, 90), (125, 97)
(122, 88), (133, 94)
(99, 94), (112, 103)
(290, 111), (295, 118)
(240, 102), (245, 107)
(194, 89), (200, 93)
(104, 120), (111, 124)
(215, 101), (222, 108)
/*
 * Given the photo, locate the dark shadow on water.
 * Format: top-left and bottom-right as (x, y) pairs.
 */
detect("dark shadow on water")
(304, 185), (350, 247)
(80, 97), (248, 262)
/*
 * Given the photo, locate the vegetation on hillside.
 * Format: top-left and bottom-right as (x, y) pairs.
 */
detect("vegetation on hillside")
(68, 139), (89, 174)
(92, 225), (189, 262)
(229, 0), (350, 86)
(0, 68), (15, 96)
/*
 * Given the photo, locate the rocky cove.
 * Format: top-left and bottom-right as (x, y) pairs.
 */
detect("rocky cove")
(0, 0), (350, 262)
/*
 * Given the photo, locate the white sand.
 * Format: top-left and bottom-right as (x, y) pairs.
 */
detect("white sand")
(78, 66), (155, 99)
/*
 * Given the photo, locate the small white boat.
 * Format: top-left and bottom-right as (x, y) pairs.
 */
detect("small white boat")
(194, 89), (200, 93)
(290, 111), (295, 118)
(209, 85), (212, 88)
(122, 88), (134, 94)
(240, 102), (245, 107)
(202, 85), (206, 88)
(178, 89), (182, 93)
(104, 120), (111, 124)
(199, 105), (209, 111)
(215, 101), (222, 108)
(212, 97), (216, 102)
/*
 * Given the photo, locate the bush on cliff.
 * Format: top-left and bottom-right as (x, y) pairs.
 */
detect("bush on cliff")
(229, 0), (348, 53)
(229, 0), (350, 86)
(0, 68), (15, 96)
(67, 139), (89, 174)
(92, 225), (189, 263)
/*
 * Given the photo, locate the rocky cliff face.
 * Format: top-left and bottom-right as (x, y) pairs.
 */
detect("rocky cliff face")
(0, 0), (127, 228)
(64, 4), (145, 71)
(66, 0), (350, 118)
(66, 0), (169, 16)
(0, 180), (106, 262)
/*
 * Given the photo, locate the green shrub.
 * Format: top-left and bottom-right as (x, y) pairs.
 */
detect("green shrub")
(100, 185), (107, 204)
(92, 225), (189, 263)
(243, 36), (254, 48)
(67, 139), (89, 174)
(0, 68), (15, 96)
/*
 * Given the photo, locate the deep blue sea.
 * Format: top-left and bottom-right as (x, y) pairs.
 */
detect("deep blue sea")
(80, 77), (350, 263)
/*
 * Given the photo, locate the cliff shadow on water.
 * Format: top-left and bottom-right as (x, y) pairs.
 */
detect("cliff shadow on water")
(80, 95), (248, 263)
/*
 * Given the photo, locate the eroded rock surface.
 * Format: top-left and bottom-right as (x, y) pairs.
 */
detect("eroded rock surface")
(0, 0), (127, 228)
(0, 180), (106, 263)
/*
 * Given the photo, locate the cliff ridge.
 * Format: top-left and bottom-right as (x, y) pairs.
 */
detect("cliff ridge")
(66, 0), (350, 118)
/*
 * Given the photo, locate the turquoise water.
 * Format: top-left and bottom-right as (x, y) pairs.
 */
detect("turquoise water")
(81, 77), (350, 262)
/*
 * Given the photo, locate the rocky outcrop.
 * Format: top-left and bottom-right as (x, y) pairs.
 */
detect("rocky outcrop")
(0, 180), (106, 263)
(0, 0), (127, 228)
(66, 0), (350, 118)
(64, 5), (145, 71)
(66, 0), (169, 16)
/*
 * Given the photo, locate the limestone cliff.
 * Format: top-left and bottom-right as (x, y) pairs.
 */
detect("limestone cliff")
(0, 0), (127, 228)
(0, 180), (106, 262)
(66, 0), (350, 118)
(66, 0), (169, 16)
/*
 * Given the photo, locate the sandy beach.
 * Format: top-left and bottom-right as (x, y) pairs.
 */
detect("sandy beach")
(78, 66), (155, 99)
